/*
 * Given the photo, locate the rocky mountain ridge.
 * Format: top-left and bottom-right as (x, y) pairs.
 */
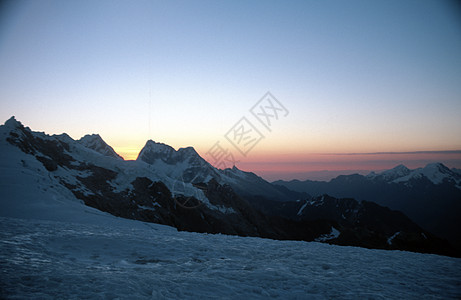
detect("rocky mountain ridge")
(274, 163), (461, 247)
(0, 116), (457, 256)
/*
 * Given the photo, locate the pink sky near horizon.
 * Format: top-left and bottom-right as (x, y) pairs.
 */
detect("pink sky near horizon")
(111, 143), (461, 181)
(234, 152), (461, 181)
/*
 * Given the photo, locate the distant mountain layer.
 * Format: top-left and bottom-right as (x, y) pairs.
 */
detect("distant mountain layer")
(273, 164), (461, 246)
(0, 116), (457, 256)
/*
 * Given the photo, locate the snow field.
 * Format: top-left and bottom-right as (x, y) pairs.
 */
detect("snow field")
(1, 216), (460, 299)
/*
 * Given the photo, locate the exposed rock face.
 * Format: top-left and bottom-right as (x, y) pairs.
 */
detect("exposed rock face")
(5, 117), (75, 169)
(249, 194), (456, 256)
(137, 140), (221, 183)
(274, 166), (461, 247)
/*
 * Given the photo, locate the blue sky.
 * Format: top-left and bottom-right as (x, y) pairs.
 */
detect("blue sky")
(1, 0), (460, 179)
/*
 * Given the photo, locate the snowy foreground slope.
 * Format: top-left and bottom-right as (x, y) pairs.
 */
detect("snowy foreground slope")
(1, 214), (461, 299)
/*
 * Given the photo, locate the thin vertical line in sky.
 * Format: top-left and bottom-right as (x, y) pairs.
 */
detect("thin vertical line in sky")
(149, 87), (151, 140)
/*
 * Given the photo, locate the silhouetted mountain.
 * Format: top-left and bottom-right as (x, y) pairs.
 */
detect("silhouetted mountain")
(274, 165), (461, 248)
(250, 194), (454, 255)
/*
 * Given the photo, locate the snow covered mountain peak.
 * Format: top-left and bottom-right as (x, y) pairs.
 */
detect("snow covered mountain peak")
(177, 146), (200, 157)
(382, 164), (410, 178)
(137, 140), (206, 165)
(137, 140), (180, 164)
(0, 116), (42, 150)
(391, 162), (461, 188)
(78, 134), (123, 160)
(423, 162), (451, 174)
(4, 116), (22, 129)
(80, 133), (102, 140)
(417, 163), (459, 184)
(1, 117), (287, 202)
(362, 162), (461, 189)
(144, 140), (175, 153)
(1, 116), (29, 136)
(367, 164), (411, 181)
(392, 164), (410, 173)
(136, 139), (223, 184)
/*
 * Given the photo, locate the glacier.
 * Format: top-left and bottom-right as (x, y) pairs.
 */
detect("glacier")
(1, 213), (461, 299)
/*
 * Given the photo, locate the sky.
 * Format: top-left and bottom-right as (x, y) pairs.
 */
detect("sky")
(1, 0), (460, 181)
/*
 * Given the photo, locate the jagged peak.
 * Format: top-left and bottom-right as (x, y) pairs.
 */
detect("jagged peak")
(142, 140), (175, 152)
(78, 133), (123, 160)
(221, 165), (263, 182)
(3, 116), (24, 130)
(177, 146), (199, 156)
(79, 133), (103, 143)
(78, 134), (108, 147)
(221, 165), (243, 173)
(80, 133), (102, 139)
(53, 133), (74, 144)
(138, 140), (210, 166)
(0, 116), (35, 139)
(137, 140), (176, 163)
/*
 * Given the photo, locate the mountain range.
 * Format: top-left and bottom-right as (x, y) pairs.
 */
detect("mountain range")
(0, 116), (458, 256)
(274, 163), (461, 248)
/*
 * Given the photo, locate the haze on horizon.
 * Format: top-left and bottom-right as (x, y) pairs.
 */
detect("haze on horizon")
(1, 0), (460, 181)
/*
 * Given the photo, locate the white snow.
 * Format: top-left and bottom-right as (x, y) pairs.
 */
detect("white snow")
(315, 227), (340, 242)
(367, 163), (461, 190)
(137, 204), (160, 211)
(2, 216), (460, 299)
(387, 232), (400, 245)
(306, 195), (325, 207)
(297, 200), (308, 216)
(77, 134), (122, 159)
(368, 164), (410, 181)
(392, 163), (461, 188)
(215, 205), (236, 214)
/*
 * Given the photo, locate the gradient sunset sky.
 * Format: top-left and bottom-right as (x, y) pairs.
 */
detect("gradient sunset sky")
(1, 0), (460, 180)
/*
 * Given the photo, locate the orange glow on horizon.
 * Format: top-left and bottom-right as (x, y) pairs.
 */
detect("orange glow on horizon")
(113, 147), (140, 161)
(111, 142), (461, 181)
